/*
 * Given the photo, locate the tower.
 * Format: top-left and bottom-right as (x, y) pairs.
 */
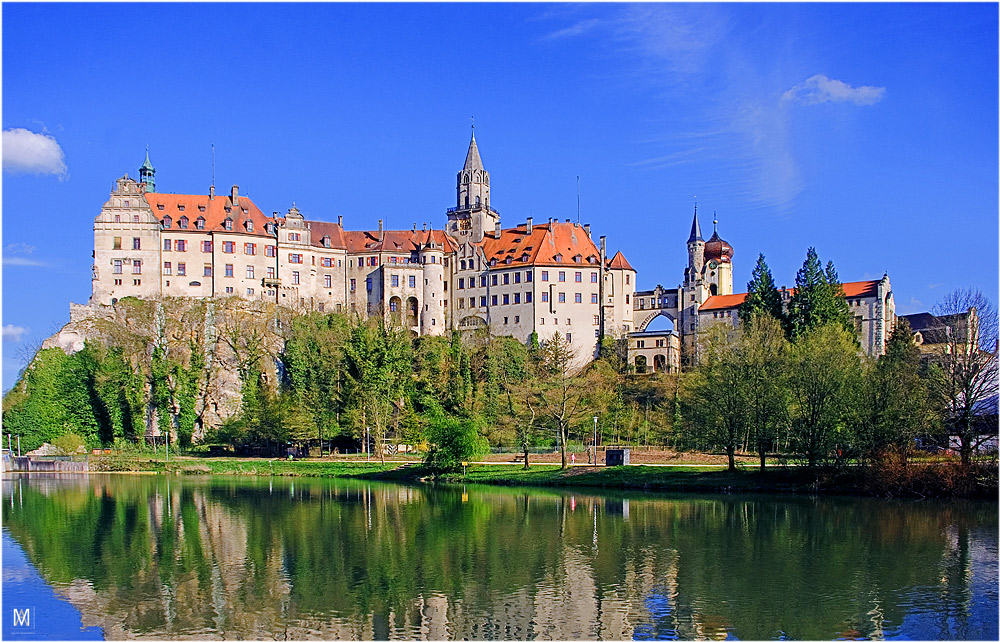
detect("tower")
(703, 216), (734, 296)
(139, 150), (156, 193)
(685, 206), (704, 286)
(447, 130), (498, 243)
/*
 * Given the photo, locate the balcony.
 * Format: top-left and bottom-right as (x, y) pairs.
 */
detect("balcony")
(446, 204), (500, 216)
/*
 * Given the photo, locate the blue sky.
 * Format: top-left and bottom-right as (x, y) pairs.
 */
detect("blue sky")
(3, 3), (997, 389)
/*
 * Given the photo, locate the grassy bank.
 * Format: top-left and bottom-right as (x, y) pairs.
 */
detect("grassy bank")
(90, 455), (399, 478)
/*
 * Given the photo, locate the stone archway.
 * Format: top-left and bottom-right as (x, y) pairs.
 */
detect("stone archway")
(653, 354), (667, 373)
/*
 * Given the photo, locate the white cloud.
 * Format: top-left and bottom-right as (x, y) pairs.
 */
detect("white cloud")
(5, 243), (36, 255)
(782, 74), (886, 106)
(3, 128), (68, 179)
(542, 18), (604, 41)
(2, 325), (28, 342)
(3, 256), (48, 267)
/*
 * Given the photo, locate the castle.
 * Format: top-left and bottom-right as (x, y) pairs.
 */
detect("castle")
(89, 135), (896, 370)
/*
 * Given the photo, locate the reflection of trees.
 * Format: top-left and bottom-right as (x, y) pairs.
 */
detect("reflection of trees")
(2, 476), (996, 640)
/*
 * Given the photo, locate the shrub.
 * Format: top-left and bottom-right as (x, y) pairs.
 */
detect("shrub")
(423, 416), (488, 473)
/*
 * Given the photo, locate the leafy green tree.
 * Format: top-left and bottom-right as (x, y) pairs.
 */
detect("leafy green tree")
(423, 416), (489, 472)
(687, 325), (748, 471)
(739, 253), (785, 327)
(283, 312), (350, 446)
(741, 315), (790, 471)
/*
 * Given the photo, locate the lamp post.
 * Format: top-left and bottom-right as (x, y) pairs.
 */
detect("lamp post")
(593, 416), (598, 466)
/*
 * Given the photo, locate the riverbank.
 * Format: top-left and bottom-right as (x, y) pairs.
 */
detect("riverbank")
(83, 454), (998, 499)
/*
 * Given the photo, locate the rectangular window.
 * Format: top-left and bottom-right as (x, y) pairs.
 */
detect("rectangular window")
(293, 271), (300, 285)
(223, 241), (234, 253)
(503, 273), (509, 285)
(566, 333), (572, 343)
(626, 294), (630, 304)
(558, 292), (566, 303)
(358, 258), (364, 267)
(480, 275), (487, 287)
(542, 292), (549, 302)
(458, 278), (465, 289)
(113, 237), (122, 250)
(176, 240), (187, 252)
(178, 263), (186, 276)
(459, 299), (465, 309)
(202, 241), (213, 253)
(246, 266), (254, 279)
(541, 271), (548, 282)
(575, 271), (582, 282)
(626, 274), (630, 285)
(225, 264), (234, 277)
(132, 260), (142, 275)
(265, 245), (276, 257)
(366, 277), (372, 291)
(244, 243), (256, 255)
(163, 239), (171, 252)
(133, 238), (141, 250)
(324, 274), (332, 288)
(408, 275), (416, 288)
(470, 297), (476, 308)
(350, 278), (356, 291)
(492, 295), (498, 306)
(204, 264), (212, 277)
(480, 296), (487, 307)
(492, 274), (498, 286)
(514, 293), (521, 304)
(591, 293), (599, 304)
(526, 271), (533, 282)
(288, 232), (300, 241)
(575, 293), (582, 303)
(526, 292), (532, 303)
(163, 262), (172, 275)
(392, 274), (399, 287)
(322, 257), (332, 267)
(247, 288), (254, 296)
(503, 294), (509, 305)
(591, 272), (598, 283)
(267, 267), (275, 279)
(113, 259), (123, 274)
(559, 271), (565, 282)
(225, 286), (233, 294)
(594, 315), (600, 325)
(289, 253), (302, 264)
(514, 272), (521, 283)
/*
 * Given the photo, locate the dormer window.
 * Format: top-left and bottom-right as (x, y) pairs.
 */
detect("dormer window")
(198, 205), (206, 212)
(505, 257), (512, 264)
(196, 217), (205, 230)
(574, 254), (582, 263)
(554, 254), (563, 262)
(161, 216), (172, 229)
(242, 208), (248, 214)
(245, 220), (254, 232)
(224, 218), (233, 231)
(225, 207), (232, 213)
(322, 236), (331, 248)
(521, 254), (529, 262)
(157, 204), (165, 211)
(490, 258), (497, 267)
(177, 205), (185, 211)
(179, 216), (189, 229)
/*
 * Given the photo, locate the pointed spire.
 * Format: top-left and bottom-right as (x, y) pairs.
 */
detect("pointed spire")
(713, 212), (718, 234)
(463, 130), (484, 171)
(687, 204), (703, 243)
(140, 148), (154, 171)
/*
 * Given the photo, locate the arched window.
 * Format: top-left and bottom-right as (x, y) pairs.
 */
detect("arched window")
(475, 195), (481, 207)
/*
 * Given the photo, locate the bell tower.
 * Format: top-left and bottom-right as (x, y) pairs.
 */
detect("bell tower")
(139, 150), (156, 193)
(446, 129), (498, 243)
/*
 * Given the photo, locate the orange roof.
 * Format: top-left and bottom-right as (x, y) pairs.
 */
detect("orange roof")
(607, 250), (635, 271)
(480, 221), (601, 267)
(305, 220), (347, 249)
(343, 229), (457, 254)
(147, 192), (274, 237)
(700, 279), (881, 312)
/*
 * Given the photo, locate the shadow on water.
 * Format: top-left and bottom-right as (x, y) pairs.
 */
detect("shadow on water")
(2, 473), (997, 640)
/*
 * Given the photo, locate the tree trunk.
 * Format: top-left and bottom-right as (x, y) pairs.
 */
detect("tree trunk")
(726, 446), (736, 472)
(522, 441), (530, 470)
(560, 424), (568, 469)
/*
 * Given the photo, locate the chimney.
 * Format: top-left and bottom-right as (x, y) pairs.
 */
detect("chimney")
(209, 185), (215, 200)
(584, 223), (591, 237)
(378, 219), (384, 241)
(526, 217), (533, 234)
(565, 218), (570, 223)
(413, 223), (417, 232)
(231, 185), (239, 203)
(423, 223), (427, 231)
(495, 221), (501, 238)
(549, 217), (554, 227)
(338, 215), (343, 227)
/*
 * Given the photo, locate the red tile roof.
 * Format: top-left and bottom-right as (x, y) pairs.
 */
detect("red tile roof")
(700, 280), (882, 312)
(343, 229), (457, 254)
(480, 222), (602, 267)
(607, 250), (636, 271)
(147, 192), (274, 237)
(305, 220), (347, 249)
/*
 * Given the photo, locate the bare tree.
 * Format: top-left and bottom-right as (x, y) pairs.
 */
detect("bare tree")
(930, 288), (998, 466)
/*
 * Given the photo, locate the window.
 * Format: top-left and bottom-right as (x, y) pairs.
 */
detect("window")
(246, 266), (255, 279)
(322, 257), (332, 267)
(492, 295), (498, 306)
(626, 294), (630, 304)
(202, 241), (213, 253)
(480, 296), (487, 307)
(558, 271), (565, 282)
(504, 316), (508, 325)
(591, 272), (598, 283)
(133, 238), (141, 250)
(247, 288), (254, 296)
(113, 237), (122, 250)
(224, 218), (233, 231)
(575, 271), (582, 282)
(480, 275), (487, 287)
(179, 217), (188, 229)
(267, 267), (275, 278)
(114, 279), (122, 286)
(162, 216), (172, 228)
(514, 272), (521, 284)
(223, 241), (234, 253)
(350, 279), (356, 291)
(503, 273), (509, 285)
(470, 297), (476, 308)
(461, 260), (466, 270)
(196, 217), (205, 229)
(366, 277), (372, 291)
(554, 254), (562, 262)
(324, 274), (332, 288)
(246, 221), (254, 232)
(575, 293), (582, 303)
(593, 315), (600, 325)
(177, 263), (186, 276)
(540, 318), (545, 325)
(358, 258), (364, 267)
(503, 294), (509, 305)
(113, 260), (122, 274)
(265, 245), (276, 257)
(204, 265), (212, 277)
(114, 215), (120, 223)
(176, 240), (187, 252)
(133, 278), (141, 285)
(245, 243), (256, 255)
(526, 271), (533, 283)
(526, 292), (532, 303)
(289, 253), (302, 264)
(132, 260), (142, 274)
(558, 292), (566, 303)
(225, 264), (234, 277)
(459, 299), (465, 309)
(225, 287), (233, 294)
(591, 293), (599, 304)
(514, 293), (520, 304)
(133, 215), (139, 223)
(626, 274), (630, 285)
(163, 239), (171, 251)
(541, 271), (548, 282)
(408, 275), (416, 288)
(157, 204), (165, 211)
(392, 274), (399, 287)
(566, 333), (572, 343)
(293, 271), (300, 285)
(492, 274), (498, 286)
(164, 262), (172, 275)
(458, 278), (465, 289)
(542, 292), (549, 302)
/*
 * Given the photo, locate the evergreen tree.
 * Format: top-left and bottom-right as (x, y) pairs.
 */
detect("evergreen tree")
(739, 253), (784, 327)
(787, 248), (853, 338)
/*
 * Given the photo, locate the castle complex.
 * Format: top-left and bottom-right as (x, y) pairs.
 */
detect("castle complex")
(89, 136), (896, 370)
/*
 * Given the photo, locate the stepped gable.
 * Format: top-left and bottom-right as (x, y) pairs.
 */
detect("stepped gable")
(343, 229), (457, 253)
(480, 221), (601, 267)
(306, 220), (347, 249)
(146, 192), (274, 238)
(699, 279), (882, 311)
(606, 251), (635, 271)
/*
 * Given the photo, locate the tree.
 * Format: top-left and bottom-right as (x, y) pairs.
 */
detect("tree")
(423, 416), (489, 473)
(687, 325), (749, 471)
(929, 289), (998, 466)
(739, 254), (784, 327)
(740, 315), (790, 471)
(786, 248), (852, 339)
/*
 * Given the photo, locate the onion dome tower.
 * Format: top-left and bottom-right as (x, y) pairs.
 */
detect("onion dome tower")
(703, 216), (734, 296)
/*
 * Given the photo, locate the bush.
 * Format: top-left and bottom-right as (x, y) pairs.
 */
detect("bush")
(52, 433), (87, 456)
(423, 416), (488, 473)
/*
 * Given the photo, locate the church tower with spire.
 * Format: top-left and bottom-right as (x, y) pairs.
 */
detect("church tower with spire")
(139, 150), (156, 193)
(446, 130), (498, 243)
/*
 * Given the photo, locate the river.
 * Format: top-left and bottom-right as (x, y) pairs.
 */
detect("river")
(2, 473), (996, 640)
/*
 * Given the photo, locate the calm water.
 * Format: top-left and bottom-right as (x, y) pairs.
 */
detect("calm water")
(1, 474), (996, 640)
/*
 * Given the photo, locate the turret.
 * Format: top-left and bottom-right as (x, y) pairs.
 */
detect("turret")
(686, 206), (705, 284)
(447, 130), (498, 243)
(139, 151), (155, 193)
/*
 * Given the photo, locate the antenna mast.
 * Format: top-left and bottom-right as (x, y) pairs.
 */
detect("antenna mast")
(576, 176), (581, 224)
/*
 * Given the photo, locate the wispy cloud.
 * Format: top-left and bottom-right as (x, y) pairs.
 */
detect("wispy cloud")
(2, 325), (29, 342)
(5, 243), (36, 255)
(782, 74), (886, 106)
(3, 256), (49, 267)
(2, 128), (68, 179)
(542, 18), (604, 41)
